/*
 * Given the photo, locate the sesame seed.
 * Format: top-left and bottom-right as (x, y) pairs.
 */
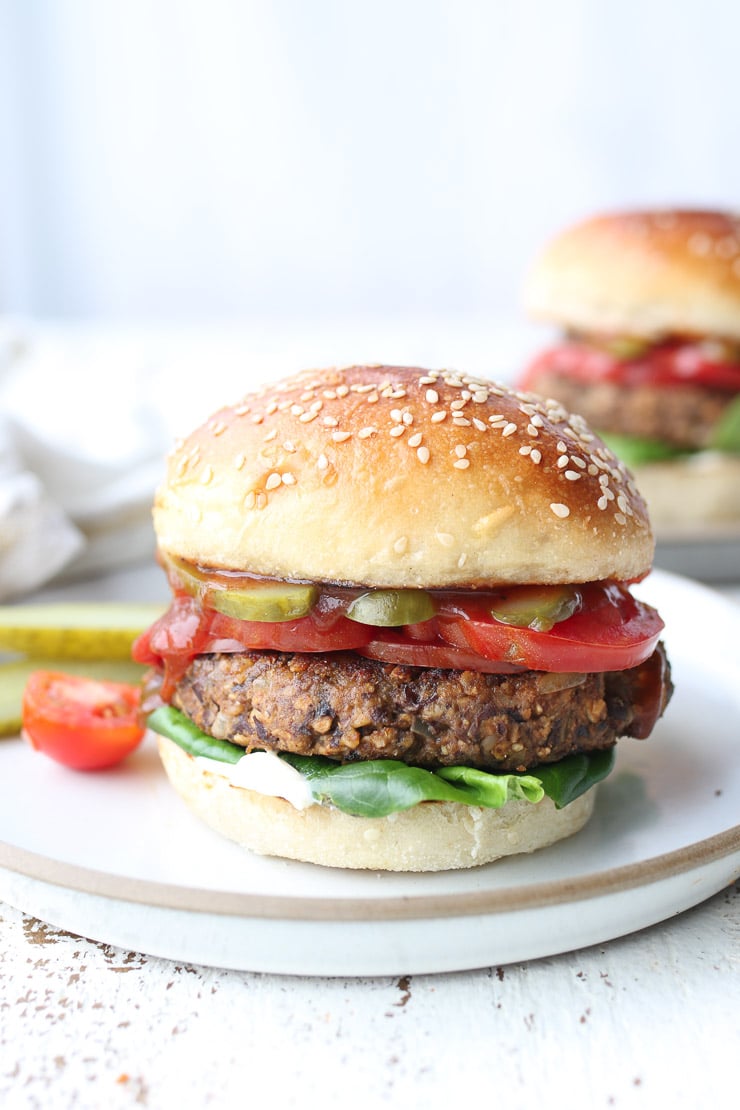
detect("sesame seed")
(251, 413), (264, 424)
(281, 472), (296, 486)
(332, 430), (352, 443)
(265, 401), (278, 415)
(426, 389), (439, 403)
(419, 375), (438, 385)
(457, 553), (468, 568)
(389, 425), (405, 438)
(263, 428), (277, 442)
(472, 391), (488, 403)
(615, 512), (627, 525)
(519, 445), (532, 456)
(322, 415), (339, 427)
(233, 404), (250, 416)
(408, 432), (423, 447)
(570, 456), (587, 468)
(453, 417), (471, 426)
(597, 495), (609, 511)
(564, 470), (581, 481)
(436, 532), (455, 547)
(234, 453), (246, 470)
(453, 458), (470, 469)
(244, 490), (256, 509)
(265, 472), (282, 491)
(530, 414), (544, 428)
(530, 449), (542, 464)
(336, 385), (349, 397)
(527, 424), (539, 437)
(299, 410), (318, 423)
(283, 441), (296, 453)
(391, 409), (404, 423)
(431, 411), (447, 423)
(557, 455), (569, 468)
(402, 412), (413, 425)
(454, 444), (467, 458)
(450, 399), (467, 411)
(256, 492), (267, 510)
(417, 446), (430, 464)
(358, 426), (377, 439)
(367, 392), (379, 403)
(317, 454), (329, 470)
(393, 536), (408, 554)
(323, 389), (337, 400)
(472, 418), (487, 432)
(200, 465), (214, 485)
(550, 503), (570, 518)
(502, 423), (517, 437)
(557, 440), (567, 453)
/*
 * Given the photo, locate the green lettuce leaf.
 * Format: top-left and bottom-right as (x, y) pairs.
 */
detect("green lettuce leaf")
(147, 705), (614, 817)
(709, 394), (740, 453)
(599, 432), (689, 467)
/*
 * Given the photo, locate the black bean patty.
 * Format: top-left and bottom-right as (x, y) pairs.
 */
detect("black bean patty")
(529, 370), (729, 449)
(170, 646), (672, 773)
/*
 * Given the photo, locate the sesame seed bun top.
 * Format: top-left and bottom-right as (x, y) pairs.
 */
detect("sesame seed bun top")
(525, 209), (740, 341)
(153, 365), (654, 587)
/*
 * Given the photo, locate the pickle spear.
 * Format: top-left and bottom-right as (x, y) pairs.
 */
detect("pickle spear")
(0, 657), (147, 737)
(347, 589), (437, 627)
(0, 603), (165, 660)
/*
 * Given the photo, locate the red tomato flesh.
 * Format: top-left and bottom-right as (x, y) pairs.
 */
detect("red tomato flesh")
(523, 339), (740, 393)
(134, 580), (663, 684)
(22, 671), (145, 770)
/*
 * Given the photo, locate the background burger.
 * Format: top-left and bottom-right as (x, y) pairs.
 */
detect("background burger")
(134, 365), (673, 871)
(520, 209), (740, 534)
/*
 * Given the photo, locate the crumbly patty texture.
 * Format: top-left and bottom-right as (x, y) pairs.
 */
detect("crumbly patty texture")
(170, 648), (672, 774)
(528, 369), (731, 449)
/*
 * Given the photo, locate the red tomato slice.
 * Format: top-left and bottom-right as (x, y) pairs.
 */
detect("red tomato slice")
(22, 672), (145, 771)
(524, 340), (740, 393)
(439, 582), (663, 672)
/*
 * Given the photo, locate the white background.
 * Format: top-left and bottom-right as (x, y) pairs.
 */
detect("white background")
(1, 0), (738, 325)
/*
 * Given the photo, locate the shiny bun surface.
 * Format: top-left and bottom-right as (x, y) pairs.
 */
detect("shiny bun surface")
(525, 209), (740, 340)
(154, 365), (654, 586)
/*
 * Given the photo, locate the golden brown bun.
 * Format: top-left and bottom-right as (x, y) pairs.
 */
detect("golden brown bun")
(525, 209), (740, 340)
(154, 365), (653, 586)
(157, 735), (597, 872)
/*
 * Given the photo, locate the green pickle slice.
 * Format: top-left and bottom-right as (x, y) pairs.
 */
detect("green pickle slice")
(208, 583), (318, 622)
(347, 589), (437, 627)
(489, 585), (580, 632)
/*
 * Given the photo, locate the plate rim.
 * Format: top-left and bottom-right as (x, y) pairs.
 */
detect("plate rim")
(1, 820), (738, 923)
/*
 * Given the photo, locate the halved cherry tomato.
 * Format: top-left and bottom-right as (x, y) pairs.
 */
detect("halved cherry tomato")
(22, 671), (145, 770)
(437, 582), (662, 672)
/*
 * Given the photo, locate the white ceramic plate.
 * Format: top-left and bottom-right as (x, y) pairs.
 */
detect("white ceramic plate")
(1, 569), (739, 976)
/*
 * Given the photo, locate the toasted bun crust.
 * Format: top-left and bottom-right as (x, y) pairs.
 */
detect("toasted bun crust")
(157, 735), (597, 872)
(630, 451), (740, 535)
(525, 209), (740, 340)
(154, 365), (653, 586)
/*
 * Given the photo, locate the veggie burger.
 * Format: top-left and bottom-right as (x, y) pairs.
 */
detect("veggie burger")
(521, 208), (740, 533)
(135, 365), (673, 871)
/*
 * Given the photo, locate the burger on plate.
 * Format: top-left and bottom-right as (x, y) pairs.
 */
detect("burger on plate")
(134, 365), (673, 871)
(520, 209), (740, 534)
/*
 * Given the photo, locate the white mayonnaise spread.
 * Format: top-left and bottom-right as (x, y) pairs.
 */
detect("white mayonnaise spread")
(194, 751), (316, 810)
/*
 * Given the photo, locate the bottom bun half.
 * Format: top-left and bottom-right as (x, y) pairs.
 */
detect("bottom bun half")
(633, 451), (740, 536)
(157, 734), (597, 872)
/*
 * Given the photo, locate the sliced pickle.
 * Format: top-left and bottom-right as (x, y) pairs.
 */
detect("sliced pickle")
(0, 657), (147, 737)
(207, 583), (318, 622)
(347, 589), (437, 627)
(0, 603), (165, 661)
(489, 585), (580, 632)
